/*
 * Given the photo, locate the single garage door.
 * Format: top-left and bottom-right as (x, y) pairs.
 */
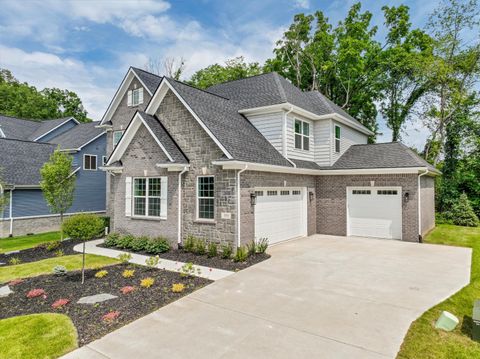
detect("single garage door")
(254, 188), (307, 244)
(347, 187), (402, 240)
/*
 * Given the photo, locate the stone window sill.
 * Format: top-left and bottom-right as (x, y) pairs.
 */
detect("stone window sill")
(130, 216), (166, 222)
(194, 220), (216, 225)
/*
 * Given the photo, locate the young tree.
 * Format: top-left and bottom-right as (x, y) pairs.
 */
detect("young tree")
(446, 192), (479, 227)
(40, 149), (76, 240)
(144, 56), (186, 80)
(62, 213), (104, 283)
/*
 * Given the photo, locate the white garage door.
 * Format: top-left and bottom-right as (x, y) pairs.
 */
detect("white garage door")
(347, 187), (402, 240)
(254, 188), (307, 244)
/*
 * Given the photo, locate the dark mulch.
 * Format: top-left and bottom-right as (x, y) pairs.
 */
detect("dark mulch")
(0, 239), (78, 266)
(98, 244), (270, 271)
(0, 264), (211, 346)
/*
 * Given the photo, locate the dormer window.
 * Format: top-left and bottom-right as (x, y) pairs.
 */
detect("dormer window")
(127, 88), (143, 107)
(335, 125), (341, 153)
(294, 119), (309, 151)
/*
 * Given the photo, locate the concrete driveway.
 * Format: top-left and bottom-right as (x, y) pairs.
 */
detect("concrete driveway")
(63, 235), (471, 359)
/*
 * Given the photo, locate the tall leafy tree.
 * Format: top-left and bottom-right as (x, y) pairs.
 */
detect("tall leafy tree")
(41, 88), (88, 122)
(379, 5), (434, 141)
(188, 57), (263, 89)
(40, 149), (76, 240)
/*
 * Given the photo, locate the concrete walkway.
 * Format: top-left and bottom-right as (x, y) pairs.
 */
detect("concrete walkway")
(64, 235), (471, 359)
(74, 239), (233, 281)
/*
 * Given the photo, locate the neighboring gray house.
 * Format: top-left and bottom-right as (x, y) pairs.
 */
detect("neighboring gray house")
(100, 68), (438, 248)
(0, 116), (106, 237)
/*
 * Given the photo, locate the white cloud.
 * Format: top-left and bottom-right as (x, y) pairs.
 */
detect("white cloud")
(294, 0), (310, 9)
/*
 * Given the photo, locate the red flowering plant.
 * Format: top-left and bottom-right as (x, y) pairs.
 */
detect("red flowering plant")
(26, 288), (46, 298)
(102, 311), (120, 322)
(8, 278), (24, 286)
(120, 286), (135, 295)
(52, 299), (70, 309)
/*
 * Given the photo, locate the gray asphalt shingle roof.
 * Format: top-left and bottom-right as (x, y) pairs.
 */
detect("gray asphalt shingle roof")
(48, 121), (104, 150)
(131, 67), (163, 94)
(138, 111), (188, 164)
(0, 138), (55, 186)
(0, 115), (75, 141)
(27, 117), (75, 141)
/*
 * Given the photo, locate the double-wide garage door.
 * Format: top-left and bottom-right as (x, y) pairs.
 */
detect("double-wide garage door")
(254, 188), (307, 244)
(347, 187), (402, 240)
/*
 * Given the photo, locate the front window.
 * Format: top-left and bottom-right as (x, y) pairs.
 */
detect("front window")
(133, 178), (162, 217)
(132, 88), (142, 106)
(294, 119), (310, 151)
(113, 130), (124, 148)
(197, 176), (214, 220)
(335, 125), (341, 153)
(83, 154), (97, 170)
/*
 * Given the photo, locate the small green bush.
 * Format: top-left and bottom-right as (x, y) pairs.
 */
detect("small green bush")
(183, 235), (196, 252)
(445, 193), (479, 227)
(46, 241), (60, 251)
(62, 213), (104, 241)
(220, 243), (232, 259)
(8, 257), (21, 265)
(145, 237), (170, 254)
(145, 255), (160, 268)
(193, 238), (206, 255)
(117, 252), (132, 263)
(246, 240), (256, 256)
(255, 238), (269, 254)
(131, 236), (150, 252)
(117, 234), (135, 249)
(233, 246), (248, 262)
(54, 249), (64, 257)
(104, 232), (121, 247)
(207, 242), (218, 257)
(53, 265), (67, 276)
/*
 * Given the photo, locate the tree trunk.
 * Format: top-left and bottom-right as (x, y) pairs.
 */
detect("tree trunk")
(82, 241), (86, 284)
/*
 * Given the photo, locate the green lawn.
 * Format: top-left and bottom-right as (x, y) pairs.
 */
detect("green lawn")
(0, 313), (77, 359)
(0, 231), (61, 253)
(0, 254), (118, 283)
(398, 224), (480, 358)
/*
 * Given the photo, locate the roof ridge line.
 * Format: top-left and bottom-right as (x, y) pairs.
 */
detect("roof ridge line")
(272, 73), (288, 102)
(153, 114), (190, 163)
(167, 78), (231, 100)
(0, 137), (56, 146)
(206, 71), (277, 89)
(131, 66), (162, 79)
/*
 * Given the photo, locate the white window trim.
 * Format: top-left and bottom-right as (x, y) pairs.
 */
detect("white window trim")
(294, 118), (310, 151)
(130, 88), (143, 107)
(83, 154), (97, 171)
(196, 175), (215, 221)
(335, 124), (341, 153)
(113, 130), (124, 149)
(132, 177), (166, 219)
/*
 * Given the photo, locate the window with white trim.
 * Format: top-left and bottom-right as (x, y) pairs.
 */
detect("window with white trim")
(83, 155), (97, 170)
(335, 125), (341, 153)
(133, 178), (163, 217)
(294, 119), (310, 151)
(197, 176), (214, 220)
(113, 130), (124, 148)
(127, 88), (143, 107)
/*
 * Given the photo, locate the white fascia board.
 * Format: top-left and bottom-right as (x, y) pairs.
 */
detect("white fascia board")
(156, 163), (190, 172)
(75, 131), (106, 151)
(34, 117), (80, 142)
(239, 103), (374, 136)
(146, 78), (233, 160)
(100, 68), (154, 126)
(212, 160), (429, 176)
(99, 166), (123, 173)
(106, 112), (173, 165)
(0, 127), (6, 138)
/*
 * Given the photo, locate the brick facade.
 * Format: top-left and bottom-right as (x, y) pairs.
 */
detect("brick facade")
(420, 176), (435, 237)
(316, 174), (420, 242)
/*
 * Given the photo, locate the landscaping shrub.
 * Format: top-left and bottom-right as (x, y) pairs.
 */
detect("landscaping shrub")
(99, 216), (110, 232)
(145, 255), (160, 269)
(445, 193), (479, 227)
(120, 286), (135, 295)
(54, 249), (64, 257)
(46, 241), (60, 251)
(246, 240), (256, 257)
(233, 246), (248, 262)
(207, 242), (218, 257)
(171, 283), (185, 293)
(131, 236), (149, 252)
(8, 279), (24, 286)
(51, 299), (70, 309)
(145, 237), (170, 254)
(53, 265), (67, 276)
(104, 232), (121, 247)
(26, 289), (46, 298)
(220, 243), (232, 259)
(8, 257), (21, 265)
(255, 238), (269, 254)
(94, 270), (108, 278)
(122, 269), (135, 278)
(193, 238), (206, 255)
(116, 234), (135, 249)
(140, 277), (155, 288)
(180, 262), (196, 277)
(102, 311), (120, 322)
(183, 235), (196, 252)
(117, 253), (132, 263)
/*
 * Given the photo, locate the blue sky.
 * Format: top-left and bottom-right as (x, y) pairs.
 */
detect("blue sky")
(0, 0), (441, 148)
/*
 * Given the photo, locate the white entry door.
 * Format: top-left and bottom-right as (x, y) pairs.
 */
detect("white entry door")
(347, 187), (402, 240)
(254, 188), (307, 244)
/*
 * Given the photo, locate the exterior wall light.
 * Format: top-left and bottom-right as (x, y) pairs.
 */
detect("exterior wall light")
(404, 192), (410, 203)
(250, 193), (257, 206)
(309, 191), (314, 202)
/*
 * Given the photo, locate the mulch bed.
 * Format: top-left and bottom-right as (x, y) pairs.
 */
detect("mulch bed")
(0, 239), (78, 266)
(99, 243), (270, 271)
(0, 264), (211, 346)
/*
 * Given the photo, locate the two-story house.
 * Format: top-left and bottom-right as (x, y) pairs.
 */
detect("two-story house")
(100, 68), (438, 249)
(0, 115), (106, 237)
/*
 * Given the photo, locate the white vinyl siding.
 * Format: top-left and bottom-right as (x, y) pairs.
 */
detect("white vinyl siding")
(248, 112), (284, 153)
(313, 120), (331, 166)
(286, 115), (314, 161)
(331, 120), (368, 163)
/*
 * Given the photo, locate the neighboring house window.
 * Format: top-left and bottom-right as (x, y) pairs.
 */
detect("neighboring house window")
(127, 88), (143, 107)
(197, 176), (214, 220)
(113, 130), (124, 148)
(335, 125), (341, 153)
(83, 154), (97, 170)
(133, 178), (163, 217)
(294, 119), (310, 151)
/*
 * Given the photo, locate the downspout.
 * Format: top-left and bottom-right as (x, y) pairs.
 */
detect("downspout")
(283, 106), (294, 159)
(9, 188), (13, 237)
(418, 169), (429, 242)
(237, 165), (248, 248)
(177, 166), (188, 245)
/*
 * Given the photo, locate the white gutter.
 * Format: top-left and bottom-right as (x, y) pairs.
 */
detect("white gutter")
(9, 188), (13, 236)
(418, 169), (429, 239)
(237, 165), (248, 248)
(177, 166), (188, 245)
